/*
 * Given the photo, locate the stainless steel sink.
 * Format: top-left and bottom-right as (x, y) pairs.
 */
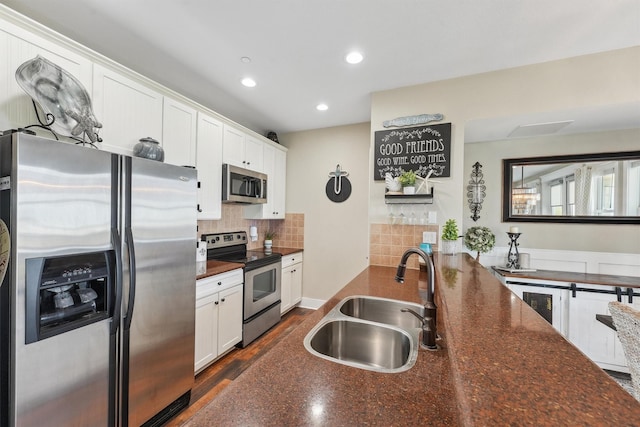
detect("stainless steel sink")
(338, 296), (425, 330)
(303, 296), (423, 373)
(304, 319), (417, 373)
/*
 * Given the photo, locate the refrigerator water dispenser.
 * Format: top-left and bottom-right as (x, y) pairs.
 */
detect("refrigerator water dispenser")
(24, 251), (115, 344)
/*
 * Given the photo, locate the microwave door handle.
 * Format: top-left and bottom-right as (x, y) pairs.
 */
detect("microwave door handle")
(244, 177), (252, 196)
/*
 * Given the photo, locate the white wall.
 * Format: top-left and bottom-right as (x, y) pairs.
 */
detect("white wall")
(370, 47), (640, 254)
(280, 123), (370, 301)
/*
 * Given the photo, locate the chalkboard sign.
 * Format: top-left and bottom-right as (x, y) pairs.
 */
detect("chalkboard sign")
(373, 123), (451, 180)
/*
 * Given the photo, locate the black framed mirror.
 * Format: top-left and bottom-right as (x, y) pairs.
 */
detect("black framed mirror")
(503, 151), (640, 224)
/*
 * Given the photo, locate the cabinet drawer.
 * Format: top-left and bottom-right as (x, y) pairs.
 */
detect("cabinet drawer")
(281, 252), (303, 269)
(197, 268), (243, 300)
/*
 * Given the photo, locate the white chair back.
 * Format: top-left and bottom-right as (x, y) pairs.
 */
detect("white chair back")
(609, 301), (640, 401)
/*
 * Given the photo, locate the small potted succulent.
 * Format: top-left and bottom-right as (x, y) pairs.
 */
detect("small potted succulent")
(464, 226), (496, 262)
(440, 219), (459, 255)
(398, 170), (417, 194)
(264, 230), (275, 250)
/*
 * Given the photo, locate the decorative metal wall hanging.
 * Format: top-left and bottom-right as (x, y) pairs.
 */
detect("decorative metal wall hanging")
(382, 113), (443, 128)
(467, 161), (486, 221)
(326, 164), (351, 203)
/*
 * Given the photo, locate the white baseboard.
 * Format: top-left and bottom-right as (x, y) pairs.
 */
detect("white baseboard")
(467, 247), (640, 277)
(298, 297), (324, 310)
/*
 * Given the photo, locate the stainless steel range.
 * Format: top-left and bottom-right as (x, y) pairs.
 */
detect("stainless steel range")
(202, 231), (282, 347)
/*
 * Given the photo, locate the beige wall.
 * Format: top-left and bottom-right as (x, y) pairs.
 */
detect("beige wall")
(280, 123), (371, 301)
(281, 47), (639, 302)
(464, 128), (640, 252)
(370, 46), (640, 252)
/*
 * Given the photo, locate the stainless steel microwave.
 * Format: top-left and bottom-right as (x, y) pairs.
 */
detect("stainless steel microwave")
(222, 164), (267, 204)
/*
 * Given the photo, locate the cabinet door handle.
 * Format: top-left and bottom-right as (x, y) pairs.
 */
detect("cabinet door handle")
(214, 301), (219, 305)
(218, 281), (222, 286)
(221, 298), (226, 302)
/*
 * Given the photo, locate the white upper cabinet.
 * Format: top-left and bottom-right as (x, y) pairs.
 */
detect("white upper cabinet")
(0, 18), (92, 136)
(244, 143), (287, 219)
(272, 147), (287, 217)
(244, 135), (264, 172)
(196, 112), (223, 220)
(222, 124), (263, 172)
(92, 64), (163, 156)
(162, 96), (197, 167)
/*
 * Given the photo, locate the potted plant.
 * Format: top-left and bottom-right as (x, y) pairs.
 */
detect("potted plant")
(464, 226), (496, 262)
(398, 170), (417, 194)
(264, 230), (275, 249)
(441, 219), (459, 255)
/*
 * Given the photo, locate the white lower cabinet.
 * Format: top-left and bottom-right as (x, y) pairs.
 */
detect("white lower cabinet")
(195, 269), (243, 373)
(281, 252), (303, 314)
(506, 281), (569, 337)
(568, 284), (638, 373)
(502, 275), (639, 373)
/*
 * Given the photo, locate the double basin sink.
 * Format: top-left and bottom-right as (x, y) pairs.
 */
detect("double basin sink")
(303, 296), (425, 373)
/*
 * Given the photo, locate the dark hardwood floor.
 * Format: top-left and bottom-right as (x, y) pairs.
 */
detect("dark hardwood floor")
(165, 307), (315, 426)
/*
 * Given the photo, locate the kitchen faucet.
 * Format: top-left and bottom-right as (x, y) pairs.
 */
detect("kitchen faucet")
(395, 248), (438, 350)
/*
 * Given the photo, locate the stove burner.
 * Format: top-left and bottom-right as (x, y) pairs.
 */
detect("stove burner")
(202, 231), (282, 269)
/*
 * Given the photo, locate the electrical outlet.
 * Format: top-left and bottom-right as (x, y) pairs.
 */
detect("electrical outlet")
(422, 231), (437, 244)
(428, 211), (437, 224)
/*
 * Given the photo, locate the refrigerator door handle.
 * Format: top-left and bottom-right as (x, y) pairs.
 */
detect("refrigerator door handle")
(123, 226), (136, 330)
(110, 227), (123, 335)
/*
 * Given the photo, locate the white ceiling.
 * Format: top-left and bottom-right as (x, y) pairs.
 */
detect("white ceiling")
(3, 0), (640, 137)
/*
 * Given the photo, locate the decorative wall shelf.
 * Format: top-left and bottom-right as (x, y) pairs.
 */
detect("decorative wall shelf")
(385, 188), (434, 204)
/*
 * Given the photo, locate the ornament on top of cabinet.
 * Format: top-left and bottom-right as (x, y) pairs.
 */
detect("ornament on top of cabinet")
(265, 131), (279, 143)
(326, 164), (351, 203)
(134, 137), (165, 162)
(15, 55), (102, 145)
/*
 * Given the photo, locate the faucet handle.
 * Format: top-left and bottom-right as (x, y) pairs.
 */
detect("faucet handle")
(401, 308), (426, 325)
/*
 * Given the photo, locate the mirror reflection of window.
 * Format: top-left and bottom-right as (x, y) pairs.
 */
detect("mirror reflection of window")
(628, 160), (640, 216)
(566, 176), (576, 215)
(504, 152), (640, 223)
(549, 179), (564, 215)
(595, 168), (615, 215)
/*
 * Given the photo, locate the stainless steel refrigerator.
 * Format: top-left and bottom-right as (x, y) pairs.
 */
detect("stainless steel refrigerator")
(0, 131), (197, 426)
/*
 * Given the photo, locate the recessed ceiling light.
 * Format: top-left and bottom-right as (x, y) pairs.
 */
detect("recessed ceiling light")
(345, 51), (363, 64)
(240, 56), (252, 63)
(316, 103), (329, 111)
(241, 77), (256, 88)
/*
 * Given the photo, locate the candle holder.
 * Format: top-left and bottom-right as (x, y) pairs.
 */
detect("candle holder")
(506, 232), (521, 269)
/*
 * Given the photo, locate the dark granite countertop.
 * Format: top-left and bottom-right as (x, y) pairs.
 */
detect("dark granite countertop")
(185, 254), (640, 426)
(195, 248), (302, 280)
(196, 260), (244, 280)
(493, 267), (640, 288)
(271, 246), (303, 256)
